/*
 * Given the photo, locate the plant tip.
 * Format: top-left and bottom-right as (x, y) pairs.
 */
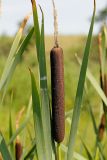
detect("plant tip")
(94, 0), (96, 11)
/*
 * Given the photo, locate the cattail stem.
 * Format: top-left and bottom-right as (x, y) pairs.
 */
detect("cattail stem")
(0, 0), (1, 16)
(57, 143), (61, 160)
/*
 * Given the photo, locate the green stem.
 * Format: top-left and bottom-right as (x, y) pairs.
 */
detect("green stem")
(57, 143), (61, 160)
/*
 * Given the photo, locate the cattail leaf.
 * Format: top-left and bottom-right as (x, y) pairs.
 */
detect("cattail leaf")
(76, 55), (107, 107)
(39, 7), (52, 159)
(0, 14), (31, 91)
(97, 142), (105, 160)
(0, 27), (34, 100)
(61, 144), (88, 160)
(88, 104), (98, 135)
(80, 138), (93, 160)
(67, 1), (96, 159)
(32, 3), (52, 159)
(39, 6), (47, 89)
(94, 148), (100, 160)
(24, 143), (36, 160)
(30, 70), (46, 160)
(0, 132), (12, 160)
(31, 0), (40, 57)
(94, 146), (105, 160)
(9, 106), (14, 157)
(8, 97), (32, 145)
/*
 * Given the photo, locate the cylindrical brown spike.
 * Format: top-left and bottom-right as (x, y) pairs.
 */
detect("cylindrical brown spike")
(98, 113), (106, 141)
(50, 47), (65, 143)
(15, 140), (23, 160)
(100, 69), (104, 90)
(104, 74), (107, 97)
(0, 153), (2, 160)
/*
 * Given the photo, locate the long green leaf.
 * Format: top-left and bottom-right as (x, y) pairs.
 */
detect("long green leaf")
(30, 70), (46, 160)
(67, 1), (96, 159)
(31, 1), (52, 159)
(31, 0), (40, 57)
(39, 7), (52, 160)
(0, 132), (12, 160)
(61, 144), (88, 160)
(80, 137), (93, 160)
(0, 27), (34, 99)
(76, 55), (107, 107)
(24, 143), (36, 160)
(0, 14), (30, 91)
(9, 107), (14, 157)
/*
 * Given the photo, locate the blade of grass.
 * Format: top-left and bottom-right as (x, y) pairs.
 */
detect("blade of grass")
(39, 6), (52, 159)
(67, 1), (96, 159)
(30, 70), (46, 160)
(76, 55), (107, 107)
(1, 27), (34, 100)
(9, 107), (14, 157)
(31, 0), (40, 57)
(80, 137), (93, 160)
(0, 132), (12, 160)
(31, 1), (52, 158)
(0, 14), (31, 91)
(61, 144), (88, 160)
(24, 143), (37, 160)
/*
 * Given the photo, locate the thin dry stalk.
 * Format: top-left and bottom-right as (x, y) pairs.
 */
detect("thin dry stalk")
(0, 0), (1, 15)
(52, 0), (59, 47)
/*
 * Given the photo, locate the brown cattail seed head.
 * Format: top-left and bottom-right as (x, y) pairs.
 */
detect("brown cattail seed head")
(50, 47), (65, 143)
(98, 113), (106, 141)
(15, 139), (23, 160)
(100, 70), (103, 90)
(104, 74), (107, 97)
(0, 153), (2, 160)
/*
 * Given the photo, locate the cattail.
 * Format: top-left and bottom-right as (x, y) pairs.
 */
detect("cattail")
(104, 74), (107, 97)
(15, 139), (23, 160)
(98, 113), (106, 141)
(15, 107), (24, 160)
(0, 153), (2, 160)
(50, 0), (65, 143)
(50, 47), (65, 143)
